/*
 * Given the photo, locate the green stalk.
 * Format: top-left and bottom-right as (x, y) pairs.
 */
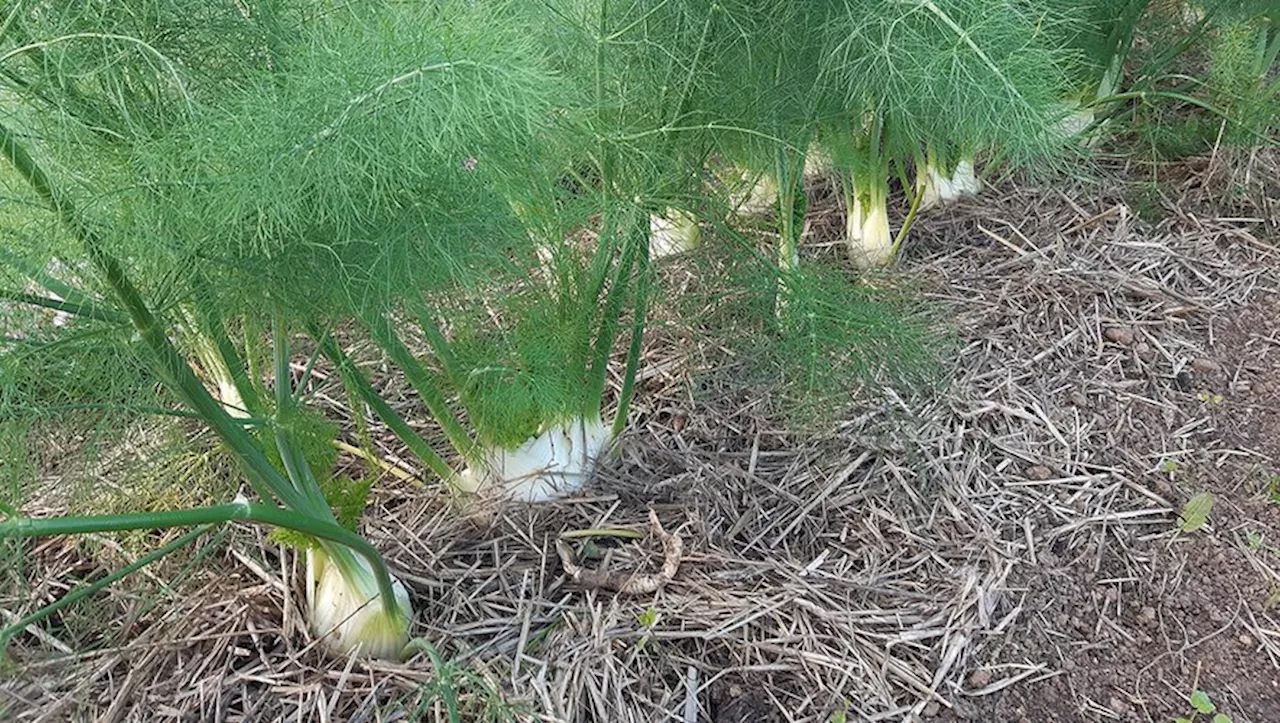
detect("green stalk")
(313, 329), (456, 483)
(582, 220), (623, 311)
(610, 241), (649, 439)
(666, 2), (717, 128)
(407, 301), (462, 388)
(271, 312), (334, 520)
(359, 311), (475, 459)
(0, 524), (214, 647)
(595, 0), (612, 207)
(244, 313), (268, 403)
(584, 219), (641, 422)
(1261, 25), (1279, 78)
(293, 336), (327, 404)
(0, 120), (301, 512)
(0, 245), (118, 320)
(774, 143), (808, 277)
(890, 171), (925, 256)
(0, 402), (226, 422)
(0, 500), (402, 621)
(190, 279), (262, 417)
(571, 224), (623, 378)
(0, 289), (121, 323)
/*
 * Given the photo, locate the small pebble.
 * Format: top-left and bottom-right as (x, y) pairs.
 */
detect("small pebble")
(1025, 465), (1053, 481)
(967, 669), (991, 688)
(1105, 326), (1136, 345)
(1191, 358), (1221, 374)
(1109, 696), (1131, 715)
(1240, 634), (1254, 647)
(922, 700), (941, 718)
(1069, 390), (1090, 408)
(1135, 342), (1155, 360)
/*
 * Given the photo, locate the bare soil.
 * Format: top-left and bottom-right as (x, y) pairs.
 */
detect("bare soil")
(941, 293), (1280, 723)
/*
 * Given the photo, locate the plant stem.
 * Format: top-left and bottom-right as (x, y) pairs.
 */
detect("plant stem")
(890, 173), (925, 255)
(271, 312), (334, 520)
(0, 500), (403, 620)
(585, 217), (641, 421)
(611, 239), (649, 439)
(0, 245), (117, 317)
(315, 330), (456, 483)
(360, 311), (475, 459)
(188, 286), (261, 417)
(0, 289), (120, 323)
(408, 301), (462, 387)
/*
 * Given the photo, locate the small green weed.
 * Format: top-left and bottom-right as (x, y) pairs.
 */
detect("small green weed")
(1178, 492), (1214, 533)
(636, 606), (660, 651)
(1246, 531), (1263, 550)
(400, 639), (526, 723)
(1266, 586), (1280, 611)
(1265, 474), (1280, 505)
(1173, 688), (1233, 723)
(1195, 391), (1224, 404)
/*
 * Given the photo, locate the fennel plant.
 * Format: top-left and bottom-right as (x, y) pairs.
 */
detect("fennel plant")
(0, 0), (571, 657)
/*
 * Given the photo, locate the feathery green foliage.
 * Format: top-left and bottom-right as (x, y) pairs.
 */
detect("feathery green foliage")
(821, 0), (1077, 170)
(0, 0), (1048, 666)
(1207, 12), (1278, 146)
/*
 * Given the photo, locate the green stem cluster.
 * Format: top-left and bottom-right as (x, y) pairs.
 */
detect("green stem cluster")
(0, 119), (404, 635)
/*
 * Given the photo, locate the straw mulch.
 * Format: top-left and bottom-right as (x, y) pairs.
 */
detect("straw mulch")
(3, 154), (1278, 722)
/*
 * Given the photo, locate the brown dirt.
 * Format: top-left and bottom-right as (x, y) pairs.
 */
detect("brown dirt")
(920, 174), (1280, 722)
(942, 292), (1280, 723)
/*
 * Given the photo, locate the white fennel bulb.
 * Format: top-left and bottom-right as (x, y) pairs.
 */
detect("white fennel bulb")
(846, 177), (893, 268)
(952, 160), (981, 196)
(726, 168), (779, 216)
(649, 208), (702, 258)
(916, 161), (950, 210)
(802, 146), (834, 180)
(917, 158), (979, 210)
(1056, 104), (1095, 140)
(306, 547), (411, 660)
(456, 417), (612, 502)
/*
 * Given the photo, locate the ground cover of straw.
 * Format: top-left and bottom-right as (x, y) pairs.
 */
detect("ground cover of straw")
(2, 157), (1279, 722)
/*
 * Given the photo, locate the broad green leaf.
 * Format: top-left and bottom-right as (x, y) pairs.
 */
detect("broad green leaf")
(1212, 714), (1233, 723)
(1190, 689), (1216, 714)
(1179, 493), (1215, 533)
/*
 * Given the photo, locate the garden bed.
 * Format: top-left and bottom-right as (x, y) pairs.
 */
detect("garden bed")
(3, 162), (1279, 722)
